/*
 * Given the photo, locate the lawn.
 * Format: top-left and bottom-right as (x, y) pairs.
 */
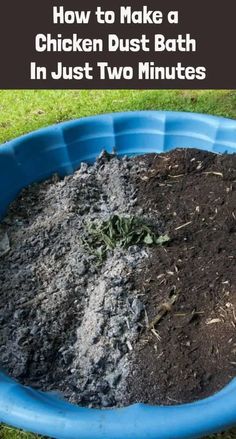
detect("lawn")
(0, 89), (236, 439)
(0, 90), (236, 143)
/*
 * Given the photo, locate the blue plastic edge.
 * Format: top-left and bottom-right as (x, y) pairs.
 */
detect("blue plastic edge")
(0, 110), (236, 439)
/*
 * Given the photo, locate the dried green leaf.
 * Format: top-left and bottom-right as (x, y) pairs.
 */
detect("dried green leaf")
(144, 233), (154, 245)
(156, 234), (171, 245)
(82, 215), (170, 262)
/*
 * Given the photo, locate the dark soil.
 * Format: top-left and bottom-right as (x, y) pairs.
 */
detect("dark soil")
(126, 148), (236, 405)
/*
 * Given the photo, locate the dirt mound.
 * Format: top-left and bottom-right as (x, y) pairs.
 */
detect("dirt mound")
(0, 149), (235, 407)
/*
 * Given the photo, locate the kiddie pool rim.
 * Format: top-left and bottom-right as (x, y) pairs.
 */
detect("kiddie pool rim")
(0, 110), (236, 439)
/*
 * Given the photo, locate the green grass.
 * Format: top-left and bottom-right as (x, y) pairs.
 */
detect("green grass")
(0, 89), (236, 438)
(0, 424), (236, 439)
(0, 90), (236, 143)
(0, 426), (40, 439)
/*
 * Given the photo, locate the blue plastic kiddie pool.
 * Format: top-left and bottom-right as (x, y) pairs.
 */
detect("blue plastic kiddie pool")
(0, 111), (236, 439)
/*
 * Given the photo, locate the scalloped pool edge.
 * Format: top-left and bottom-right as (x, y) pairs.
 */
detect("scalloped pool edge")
(0, 111), (236, 439)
